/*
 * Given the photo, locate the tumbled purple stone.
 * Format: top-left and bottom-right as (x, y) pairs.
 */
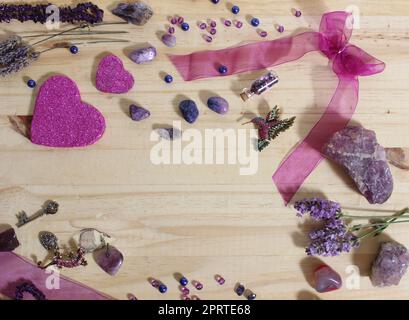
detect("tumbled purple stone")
(207, 96), (229, 114)
(314, 264), (342, 293)
(130, 104), (150, 121)
(179, 100), (199, 124)
(0, 227), (20, 252)
(129, 46), (157, 64)
(371, 242), (409, 287)
(93, 245), (124, 276)
(323, 126), (393, 204)
(112, 2), (153, 25)
(162, 34), (177, 47)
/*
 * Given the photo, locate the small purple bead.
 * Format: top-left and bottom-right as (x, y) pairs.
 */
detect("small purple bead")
(210, 20), (216, 28)
(199, 22), (207, 30)
(278, 25), (285, 33)
(209, 28), (217, 35)
(234, 20), (243, 28)
(180, 286), (190, 295)
(203, 35), (213, 42)
(193, 281), (203, 290)
(295, 10), (302, 17)
(150, 278), (160, 288)
(177, 16), (184, 24)
(171, 17), (177, 24)
(259, 30), (268, 38)
(168, 26), (175, 34)
(224, 19), (232, 27)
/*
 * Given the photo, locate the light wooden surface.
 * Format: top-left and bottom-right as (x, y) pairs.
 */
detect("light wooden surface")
(1, 0), (409, 300)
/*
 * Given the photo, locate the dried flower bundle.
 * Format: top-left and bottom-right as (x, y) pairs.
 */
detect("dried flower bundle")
(294, 198), (409, 257)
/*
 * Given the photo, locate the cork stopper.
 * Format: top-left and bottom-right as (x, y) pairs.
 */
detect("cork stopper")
(240, 89), (253, 102)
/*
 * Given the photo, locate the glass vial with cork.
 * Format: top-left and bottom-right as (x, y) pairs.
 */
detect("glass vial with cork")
(240, 70), (279, 101)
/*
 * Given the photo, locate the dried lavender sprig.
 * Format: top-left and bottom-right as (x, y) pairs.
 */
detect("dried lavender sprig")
(0, 2), (103, 24)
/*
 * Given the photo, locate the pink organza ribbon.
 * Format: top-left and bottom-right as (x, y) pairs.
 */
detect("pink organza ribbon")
(0, 252), (111, 300)
(169, 11), (385, 204)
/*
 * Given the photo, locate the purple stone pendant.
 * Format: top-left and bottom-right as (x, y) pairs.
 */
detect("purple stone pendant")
(93, 243), (124, 276)
(314, 264), (342, 293)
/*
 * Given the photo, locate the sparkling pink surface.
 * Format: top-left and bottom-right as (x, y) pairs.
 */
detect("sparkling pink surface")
(30, 75), (105, 148)
(96, 54), (134, 94)
(169, 11), (385, 204)
(0, 252), (111, 300)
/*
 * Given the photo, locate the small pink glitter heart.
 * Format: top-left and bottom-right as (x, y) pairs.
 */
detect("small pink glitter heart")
(96, 54), (135, 93)
(31, 75), (106, 148)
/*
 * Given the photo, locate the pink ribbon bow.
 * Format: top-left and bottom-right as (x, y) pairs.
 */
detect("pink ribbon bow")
(169, 11), (385, 204)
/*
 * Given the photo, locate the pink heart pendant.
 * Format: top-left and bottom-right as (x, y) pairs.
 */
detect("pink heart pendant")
(96, 54), (135, 94)
(31, 75), (106, 148)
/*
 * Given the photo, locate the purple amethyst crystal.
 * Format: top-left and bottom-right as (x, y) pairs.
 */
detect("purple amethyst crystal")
(130, 104), (150, 121)
(0, 227), (20, 252)
(161, 34), (176, 47)
(93, 245), (124, 276)
(179, 100), (199, 124)
(323, 126), (393, 204)
(112, 2), (153, 25)
(129, 46), (157, 64)
(371, 241), (409, 287)
(207, 97), (229, 115)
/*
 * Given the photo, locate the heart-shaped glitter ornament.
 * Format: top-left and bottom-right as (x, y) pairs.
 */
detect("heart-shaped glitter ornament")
(30, 76), (105, 148)
(96, 54), (134, 94)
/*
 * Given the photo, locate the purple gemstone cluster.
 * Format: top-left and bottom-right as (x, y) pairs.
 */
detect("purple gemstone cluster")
(0, 2), (104, 24)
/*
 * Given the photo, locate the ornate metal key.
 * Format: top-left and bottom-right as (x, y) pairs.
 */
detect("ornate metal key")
(16, 201), (59, 228)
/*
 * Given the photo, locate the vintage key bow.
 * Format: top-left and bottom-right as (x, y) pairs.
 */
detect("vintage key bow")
(169, 11), (385, 204)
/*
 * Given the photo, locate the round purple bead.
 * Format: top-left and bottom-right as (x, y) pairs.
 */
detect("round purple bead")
(168, 26), (175, 34)
(177, 16), (184, 24)
(295, 10), (302, 17)
(224, 19), (232, 27)
(203, 35), (213, 42)
(259, 30), (268, 38)
(199, 22), (207, 30)
(235, 20), (243, 28)
(210, 20), (216, 28)
(209, 28), (217, 35)
(170, 17), (177, 24)
(277, 25), (285, 33)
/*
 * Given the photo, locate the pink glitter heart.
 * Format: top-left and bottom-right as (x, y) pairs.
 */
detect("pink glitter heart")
(31, 75), (106, 148)
(96, 54), (135, 93)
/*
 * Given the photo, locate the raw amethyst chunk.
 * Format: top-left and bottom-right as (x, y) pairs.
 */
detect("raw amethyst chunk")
(130, 104), (150, 121)
(371, 241), (409, 287)
(323, 126), (393, 204)
(0, 227), (20, 252)
(129, 46), (157, 64)
(112, 2), (153, 25)
(93, 245), (124, 276)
